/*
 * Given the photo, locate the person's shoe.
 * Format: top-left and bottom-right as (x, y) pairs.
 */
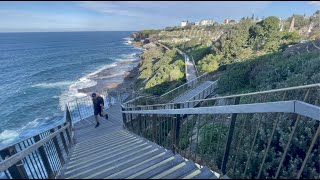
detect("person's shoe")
(105, 114), (108, 120)
(95, 122), (100, 128)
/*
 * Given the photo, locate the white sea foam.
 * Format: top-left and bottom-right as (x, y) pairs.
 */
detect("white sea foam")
(122, 37), (134, 45)
(0, 130), (19, 144)
(21, 118), (41, 130)
(57, 64), (118, 110)
(32, 81), (75, 89)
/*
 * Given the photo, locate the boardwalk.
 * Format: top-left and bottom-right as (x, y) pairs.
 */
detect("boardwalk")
(155, 42), (198, 82)
(173, 81), (216, 103)
(177, 49), (198, 82)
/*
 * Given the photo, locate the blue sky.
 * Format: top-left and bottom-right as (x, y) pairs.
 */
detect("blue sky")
(0, 1), (319, 32)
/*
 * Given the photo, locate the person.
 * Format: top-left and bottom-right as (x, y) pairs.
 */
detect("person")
(91, 93), (108, 128)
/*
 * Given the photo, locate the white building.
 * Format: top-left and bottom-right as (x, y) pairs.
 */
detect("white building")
(181, 21), (188, 27)
(195, 22), (200, 26)
(200, 19), (214, 26)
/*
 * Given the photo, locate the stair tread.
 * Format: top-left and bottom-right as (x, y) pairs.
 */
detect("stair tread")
(193, 166), (217, 179)
(60, 142), (154, 178)
(132, 154), (185, 179)
(161, 160), (199, 179)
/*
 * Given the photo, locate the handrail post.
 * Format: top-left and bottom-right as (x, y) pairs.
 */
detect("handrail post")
(122, 106), (127, 128)
(65, 105), (74, 145)
(50, 128), (65, 165)
(138, 114), (142, 136)
(58, 125), (69, 155)
(65, 105), (73, 135)
(221, 96), (241, 175)
(0, 146), (28, 179)
(174, 104), (181, 154)
(34, 135), (55, 179)
(152, 114), (157, 143)
(75, 99), (82, 121)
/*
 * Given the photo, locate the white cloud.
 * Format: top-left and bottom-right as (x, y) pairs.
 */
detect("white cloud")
(76, 1), (272, 19)
(309, 1), (320, 6)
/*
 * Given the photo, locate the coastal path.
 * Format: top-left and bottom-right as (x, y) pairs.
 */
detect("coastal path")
(154, 42), (199, 82)
(176, 48), (198, 82)
(57, 100), (219, 179)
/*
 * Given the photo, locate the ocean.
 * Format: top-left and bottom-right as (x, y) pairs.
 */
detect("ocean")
(0, 31), (143, 149)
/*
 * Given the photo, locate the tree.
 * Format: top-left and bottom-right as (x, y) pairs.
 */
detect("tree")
(198, 54), (221, 73)
(262, 16), (280, 33)
(261, 17), (282, 52)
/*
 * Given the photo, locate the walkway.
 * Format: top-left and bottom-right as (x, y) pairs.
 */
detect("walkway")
(58, 102), (219, 179)
(173, 81), (216, 103)
(177, 49), (198, 82)
(155, 42), (198, 82)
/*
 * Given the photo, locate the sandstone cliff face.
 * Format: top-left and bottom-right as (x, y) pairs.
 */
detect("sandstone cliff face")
(283, 39), (320, 57)
(131, 32), (148, 42)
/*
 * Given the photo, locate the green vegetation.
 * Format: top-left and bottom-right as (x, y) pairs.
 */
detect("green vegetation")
(134, 46), (186, 95)
(142, 29), (162, 36)
(163, 12), (319, 76)
(129, 11), (320, 179)
(218, 52), (320, 95)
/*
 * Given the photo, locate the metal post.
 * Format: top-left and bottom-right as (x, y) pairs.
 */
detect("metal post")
(138, 114), (142, 136)
(174, 104), (181, 154)
(65, 105), (73, 137)
(75, 99), (82, 121)
(49, 128), (65, 165)
(58, 125), (69, 155)
(122, 107), (127, 128)
(64, 125), (73, 148)
(0, 146), (29, 179)
(221, 96), (240, 175)
(34, 135), (55, 179)
(172, 116), (177, 153)
(152, 114), (157, 143)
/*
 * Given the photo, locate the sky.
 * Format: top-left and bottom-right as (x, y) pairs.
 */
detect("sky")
(0, 1), (319, 32)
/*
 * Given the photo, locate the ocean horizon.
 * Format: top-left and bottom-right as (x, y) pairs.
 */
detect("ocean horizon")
(0, 31), (143, 149)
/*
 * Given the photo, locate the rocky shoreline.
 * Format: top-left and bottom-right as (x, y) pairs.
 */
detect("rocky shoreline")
(77, 39), (145, 97)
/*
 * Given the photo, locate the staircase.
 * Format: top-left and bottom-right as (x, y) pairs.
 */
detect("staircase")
(57, 91), (220, 179)
(58, 129), (219, 179)
(2, 79), (318, 179)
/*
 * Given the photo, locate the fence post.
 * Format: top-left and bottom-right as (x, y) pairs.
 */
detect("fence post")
(152, 114), (157, 143)
(75, 99), (82, 121)
(34, 135), (55, 179)
(65, 105), (73, 135)
(64, 105), (73, 145)
(58, 125), (69, 155)
(0, 146), (28, 179)
(174, 104), (181, 154)
(138, 114), (143, 136)
(50, 128), (65, 165)
(122, 107), (127, 128)
(221, 96), (241, 175)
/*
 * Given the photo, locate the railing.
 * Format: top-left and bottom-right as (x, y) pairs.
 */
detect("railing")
(190, 54), (200, 77)
(159, 71), (219, 103)
(122, 83), (320, 179)
(0, 106), (74, 179)
(122, 71), (219, 108)
(124, 80), (218, 111)
(161, 71), (219, 101)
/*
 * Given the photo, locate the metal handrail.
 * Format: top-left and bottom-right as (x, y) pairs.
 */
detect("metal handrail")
(0, 104), (74, 179)
(122, 100), (320, 121)
(123, 83), (320, 108)
(160, 71), (210, 98)
(122, 83), (319, 179)
(0, 123), (70, 172)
